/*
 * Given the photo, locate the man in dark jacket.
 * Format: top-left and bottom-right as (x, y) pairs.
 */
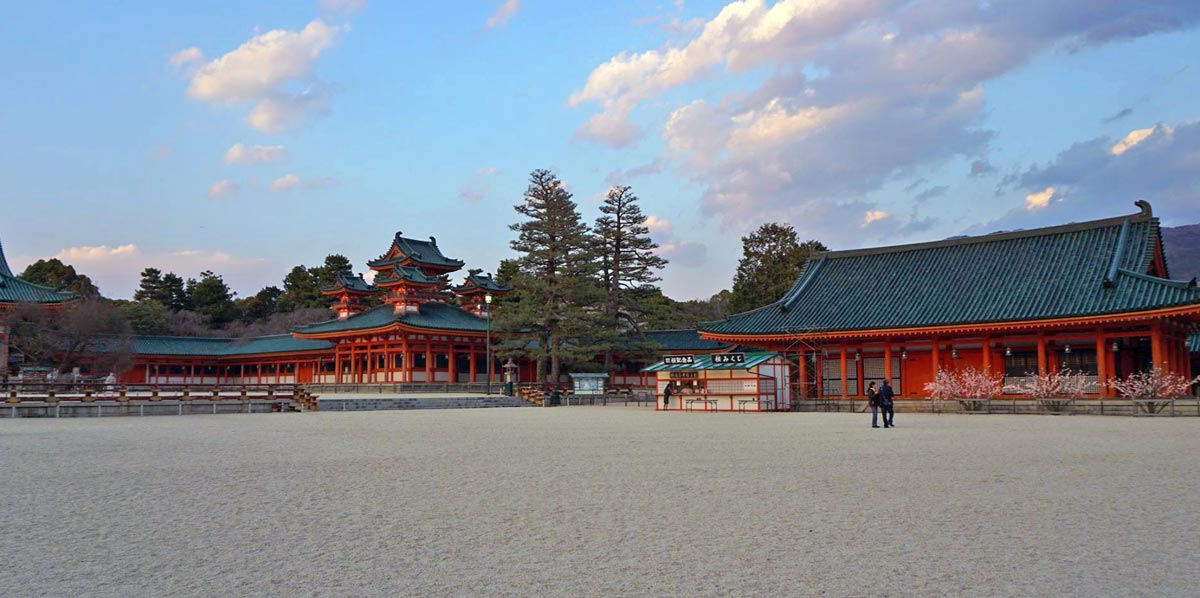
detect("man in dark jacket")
(878, 379), (896, 428)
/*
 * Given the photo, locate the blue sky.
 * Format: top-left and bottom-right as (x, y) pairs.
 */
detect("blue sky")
(3, 1), (1199, 300)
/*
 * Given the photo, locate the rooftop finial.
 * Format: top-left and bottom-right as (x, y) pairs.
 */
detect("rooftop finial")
(1135, 200), (1152, 217)
(395, 230), (403, 237)
(429, 236), (437, 245)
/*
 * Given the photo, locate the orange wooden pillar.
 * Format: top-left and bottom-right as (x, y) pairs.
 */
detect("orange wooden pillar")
(425, 344), (433, 382)
(1150, 320), (1165, 371)
(815, 352), (823, 398)
(931, 339), (940, 379)
(798, 351), (808, 399)
(448, 346), (457, 383)
(1095, 333), (1109, 397)
(1036, 333), (1047, 375)
(883, 342), (893, 382)
(469, 349), (477, 383)
(839, 346), (848, 399)
(981, 338), (992, 374)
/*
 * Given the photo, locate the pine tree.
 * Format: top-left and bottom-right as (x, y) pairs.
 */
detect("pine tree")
(497, 169), (601, 384)
(729, 223), (827, 314)
(592, 185), (668, 368)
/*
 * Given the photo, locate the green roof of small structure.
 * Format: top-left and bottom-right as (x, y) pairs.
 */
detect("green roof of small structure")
(643, 352), (778, 372)
(321, 273), (377, 294)
(452, 273), (510, 293)
(129, 335), (333, 356)
(0, 238), (77, 304)
(368, 233), (464, 269)
(294, 302), (488, 335)
(701, 203), (1200, 337)
(375, 265), (442, 285)
(1190, 334), (1199, 354)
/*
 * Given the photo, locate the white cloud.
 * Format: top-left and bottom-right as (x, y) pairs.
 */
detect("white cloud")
(269, 173), (335, 192)
(861, 209), (889, 226)
(182, 20), (345, 134)
(644, 215), (673, 233)
(14, 244), (275, 300)
(458, 167), (500, 202)
(1024, 187), (1055, 211)
(224, 143), (286, 165)
(485, 0), (520, 30)
(1110, 124), (1173, 155)
(568, 0), (1200, 242)
(207, 179), (239, 199)
(169, 47), (204, 66)
(55, 244), (139, 262)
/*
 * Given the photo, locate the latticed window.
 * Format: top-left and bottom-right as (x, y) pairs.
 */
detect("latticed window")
(1060, 349), (1098, 375)
(862, 356), (902, 394)
(1004, 351), (1038, 377)
(820, 357), (857, 396)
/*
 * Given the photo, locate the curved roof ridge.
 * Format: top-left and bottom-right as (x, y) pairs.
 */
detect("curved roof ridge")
(821, 207), (1149, 260)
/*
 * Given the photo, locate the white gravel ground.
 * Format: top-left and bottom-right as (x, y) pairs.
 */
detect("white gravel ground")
(1, 408), (1197, 597)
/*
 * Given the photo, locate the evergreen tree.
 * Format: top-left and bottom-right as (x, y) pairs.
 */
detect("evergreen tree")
(236, 286), (283, 322)
(592, 185), (668, 368)
(496, 169), (601, 383)
(729, 223), (827, 314)
(161, 272), (190, 311)
(113, 299), (172, 335)
(188, 270), (239, 326)
(19, 259), (100, 297)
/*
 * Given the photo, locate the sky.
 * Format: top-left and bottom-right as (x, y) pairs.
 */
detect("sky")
(3, 0), (1200, 301)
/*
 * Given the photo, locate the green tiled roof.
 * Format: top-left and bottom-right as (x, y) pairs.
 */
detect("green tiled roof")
(129, 335), (333, 356)
(702, 204), (1200, 337)
(375, 265), (442, 285)
(321, 273), (377, 294)
(294, 302), (488, 335)
(0, 238), (77, 304)
(368, 233), (465, 269)
(641, 329), (729, 352)
(643, 351), (778, 372)
(452, 273), (510, 293)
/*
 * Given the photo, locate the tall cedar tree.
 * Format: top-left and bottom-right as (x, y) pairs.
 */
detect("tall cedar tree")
(729, 223), (827, 314)
(593, 185), (668, 369)
(498, 169), (601, 383)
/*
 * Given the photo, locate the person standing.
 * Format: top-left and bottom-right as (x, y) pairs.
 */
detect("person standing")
(662, 382), (674, 410)
(878, 378), (895, 428)
(866, 381), (880, 428)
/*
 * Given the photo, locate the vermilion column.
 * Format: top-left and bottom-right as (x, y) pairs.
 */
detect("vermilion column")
(425, 344), (433, 382)
(1095, 332), (1109, 397)
(931, 340), (940, 378)
(840, 346), (848, 399)
(1150, 321), (1165, 370)
(981, 338), (992, 374)
(884, 342), (893, 382)
(798, 351), (808, 399)
(1036, 333), (1047, 376)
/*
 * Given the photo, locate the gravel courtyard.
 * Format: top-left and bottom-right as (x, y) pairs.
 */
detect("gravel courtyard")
(1, 408), (1197, 597)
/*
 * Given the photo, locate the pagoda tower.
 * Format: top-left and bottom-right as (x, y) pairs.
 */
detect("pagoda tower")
(320, 273), (379, 320)
(452, 270), (510, 318)
(367, 232), (465, 313)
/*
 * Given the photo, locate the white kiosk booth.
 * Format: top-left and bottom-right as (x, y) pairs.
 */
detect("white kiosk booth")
(644, 352), (791, 412)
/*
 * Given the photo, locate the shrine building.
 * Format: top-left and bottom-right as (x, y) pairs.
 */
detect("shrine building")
(700, 202), (1200, 399)
(119, 232), (509, 385)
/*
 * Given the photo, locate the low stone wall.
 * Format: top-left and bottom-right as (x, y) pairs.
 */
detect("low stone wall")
(317, 395), (532, 411)
(3, 399), (300, 418)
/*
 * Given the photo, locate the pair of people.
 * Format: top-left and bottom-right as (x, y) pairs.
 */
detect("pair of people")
(866, 379), (895, 428)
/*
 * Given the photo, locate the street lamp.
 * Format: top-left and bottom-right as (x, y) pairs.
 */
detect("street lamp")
(485, 293), (493, 395)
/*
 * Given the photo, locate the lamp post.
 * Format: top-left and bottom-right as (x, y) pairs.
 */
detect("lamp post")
(485, 293), (493, 395)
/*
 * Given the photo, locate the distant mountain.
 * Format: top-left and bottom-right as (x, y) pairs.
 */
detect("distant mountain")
(1162, 224), (1200, 282)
